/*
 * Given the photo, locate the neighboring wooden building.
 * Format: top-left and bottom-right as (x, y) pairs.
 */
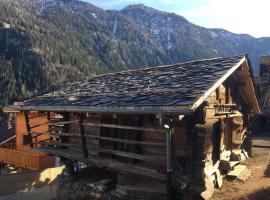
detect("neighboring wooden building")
(5, 55), (259, 199)
(260, 55), (270, 92)
(0, 109), (55, 171)
(259, 55), (270, 110)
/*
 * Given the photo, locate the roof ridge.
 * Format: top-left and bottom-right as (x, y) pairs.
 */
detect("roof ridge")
(88, 54), (245, 81)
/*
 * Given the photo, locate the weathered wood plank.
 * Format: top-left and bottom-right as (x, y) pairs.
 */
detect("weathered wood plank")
(95, 147), (165, 163)
(29, 113), (47, 119)
(37, 147), (166, 180)
(79, 114), (88, 158)
(31, 141), (77, 147)
(83, 122), (165, 133)
(30, 120), (79, 129)
(36, 131), (165, 147)
(85, 135), (165, 147)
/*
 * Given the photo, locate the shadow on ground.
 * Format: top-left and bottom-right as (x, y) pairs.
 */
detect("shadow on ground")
(238, 187), (270, 200)
(264, 162), (270, 177)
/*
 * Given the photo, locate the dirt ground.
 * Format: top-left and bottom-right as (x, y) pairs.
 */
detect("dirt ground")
(212, 149), (270, 200)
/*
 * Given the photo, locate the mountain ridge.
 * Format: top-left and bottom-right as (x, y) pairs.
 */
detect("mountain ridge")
(0, 0), (269, 110)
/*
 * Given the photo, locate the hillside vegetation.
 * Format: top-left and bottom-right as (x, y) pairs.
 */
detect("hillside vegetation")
(0, 0), (270, 109)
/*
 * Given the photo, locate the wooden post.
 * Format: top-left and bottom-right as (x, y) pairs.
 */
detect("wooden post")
(134, 116), (143, 155)
(47, 112), (51, 131)
(79, 113), (88, 159)
(112, 116), (118, 156)
(164, 124), (173, 200)
(47, 112), (52, 143)
(159, 114), (173, 200)
(61, 113), (70, 143)
(24, 112), (33, 148)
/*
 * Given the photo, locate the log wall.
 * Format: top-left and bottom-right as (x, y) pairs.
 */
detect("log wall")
(190, 79), (250, 199)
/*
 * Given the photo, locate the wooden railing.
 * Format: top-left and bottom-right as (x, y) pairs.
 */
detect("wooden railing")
(0, 148), (54, 170)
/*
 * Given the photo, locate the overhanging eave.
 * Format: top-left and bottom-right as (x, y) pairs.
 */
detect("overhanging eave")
(5, 105), (195, 115)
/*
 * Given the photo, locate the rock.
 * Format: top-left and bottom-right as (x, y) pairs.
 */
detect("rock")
(200, 175), (214, 200)
(89, 178), (116, 192)
(230, 153), (241, 161)
(215, 170), (223, 188)
(242, 149), (249, 159)
(0, 21), (11, 29)
(227, 165), (247, 179)
(237, 168), (251, 182)
(219, 160), (240, 172)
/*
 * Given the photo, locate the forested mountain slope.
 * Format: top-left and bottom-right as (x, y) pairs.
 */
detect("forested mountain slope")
(0, 0), (270, 109)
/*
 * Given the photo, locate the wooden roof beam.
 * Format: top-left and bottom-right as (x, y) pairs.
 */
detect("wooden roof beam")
(191, 56), (246, 110)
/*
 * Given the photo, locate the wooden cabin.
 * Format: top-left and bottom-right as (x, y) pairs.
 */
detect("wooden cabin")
(259, 55), (270, 111)
(0, 109), (55, 171)
(260, 55), (270, 93)
(5, 55), (259, 199)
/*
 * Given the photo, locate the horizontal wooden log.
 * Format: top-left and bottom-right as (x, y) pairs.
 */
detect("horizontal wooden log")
(91, 135), (165, 147)
(31, 141), (78, 147)
(252, 145), (270, 149)
(86, 135), (165, 147)
(30, 131), (49, 135)
(30, 120), (79, 129)
(43, 132), (165, 147)
(32, 133), (45, 138)
(95, 148), (165, 163)
(33, 138), (164, 163)
(36, 147), (166, 180)
(82, 122), (165, 133)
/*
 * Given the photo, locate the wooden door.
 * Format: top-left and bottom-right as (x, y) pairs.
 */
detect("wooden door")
(224, 118), (233, 151)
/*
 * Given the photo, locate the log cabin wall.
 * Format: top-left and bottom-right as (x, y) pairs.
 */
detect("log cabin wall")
(57, 113), (175, 169)
(45, 112), (192, 194)
(204, 81), (248, 152)
(191, 79), (251, 198)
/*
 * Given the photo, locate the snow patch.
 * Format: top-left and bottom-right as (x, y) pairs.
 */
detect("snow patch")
(112, 18), (118, 44)
(152, 29), (160, 35)
(167, 17), (172, 50)
(210, 31), (218, 38)
(92, 13), (97, 18)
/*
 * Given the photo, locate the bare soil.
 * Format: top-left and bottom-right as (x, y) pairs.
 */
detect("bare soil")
(212, 149), (270, 200)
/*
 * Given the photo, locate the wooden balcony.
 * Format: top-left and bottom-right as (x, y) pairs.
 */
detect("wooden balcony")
(0, 148), (55, 170)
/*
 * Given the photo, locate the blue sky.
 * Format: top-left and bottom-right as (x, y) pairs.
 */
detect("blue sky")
(85, 0), (270, 38)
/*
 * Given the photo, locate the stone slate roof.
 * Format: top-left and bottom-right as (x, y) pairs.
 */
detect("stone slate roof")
(11, 55), (247, 114)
